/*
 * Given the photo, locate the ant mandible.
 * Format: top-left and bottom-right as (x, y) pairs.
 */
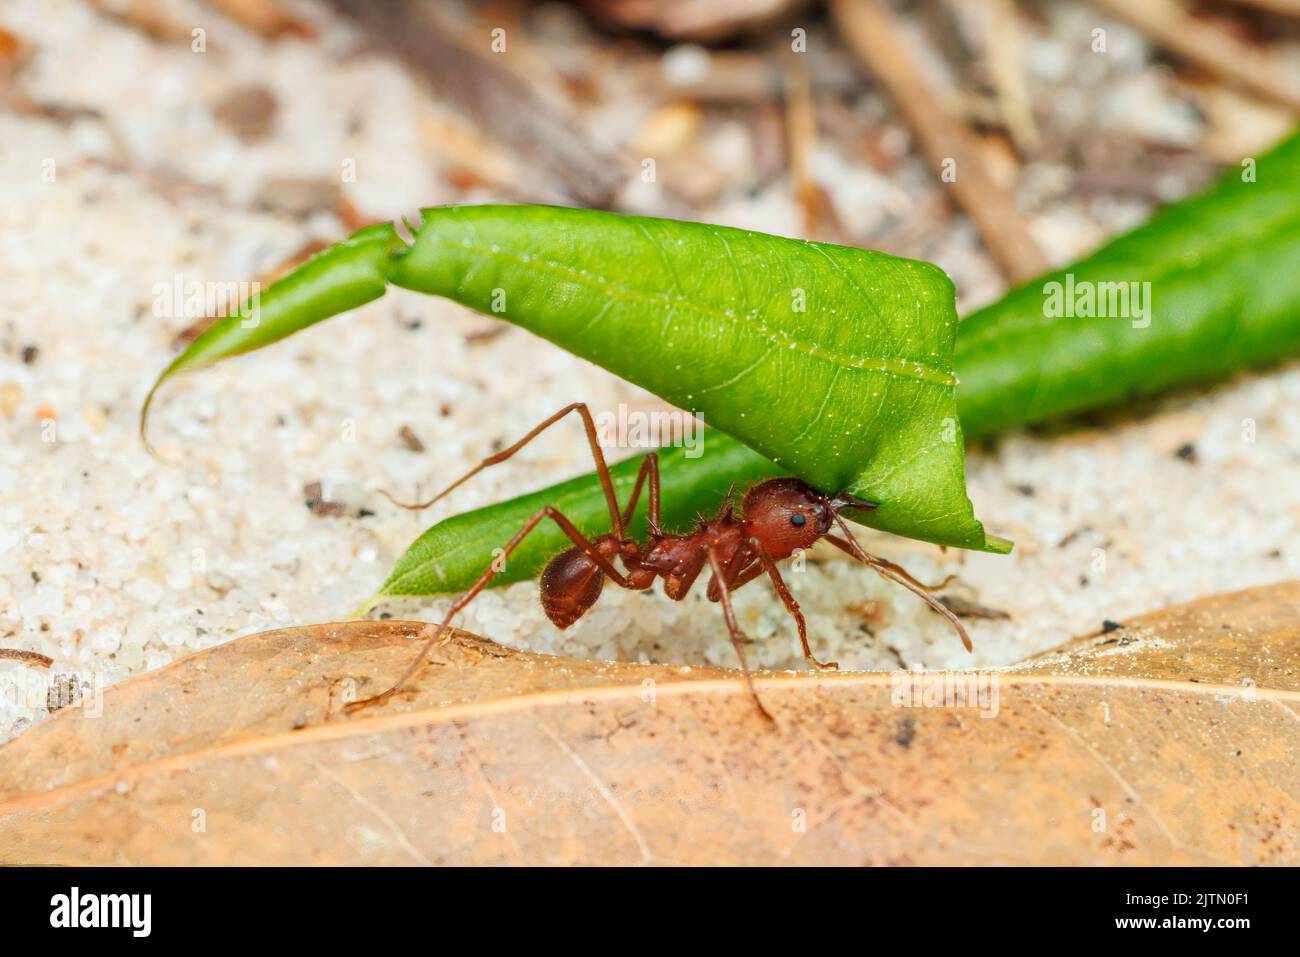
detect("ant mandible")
(349, 403), (969, 721)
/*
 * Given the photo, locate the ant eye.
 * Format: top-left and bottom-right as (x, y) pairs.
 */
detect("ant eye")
(790, 513), (807, 528)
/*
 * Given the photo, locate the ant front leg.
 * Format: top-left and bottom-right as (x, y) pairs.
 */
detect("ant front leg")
(706, 541), (755, 602)
(747, 537), (839, 671)
(705, 547), (775, 723)
(382, 402), (631, 540)
(826, 515), (972, 653)
(345, 504), (638, 716)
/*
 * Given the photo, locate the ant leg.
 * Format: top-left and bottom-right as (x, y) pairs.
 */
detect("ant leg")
(716, 540), (951, 659)
(747, 537), (839, 671)
(618, 452), (661, 533)
(855, 553), (958, 592)
(661, 551), (708, 602)
(825, 518), (972, 652)
(705, 547), (775, 723)
(705, 543), (757, 601)
(382, 402), (629, 539)
(346, 505), (638, 716)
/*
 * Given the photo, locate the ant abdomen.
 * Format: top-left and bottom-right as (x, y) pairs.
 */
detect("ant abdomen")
(540, 546), (605, 629)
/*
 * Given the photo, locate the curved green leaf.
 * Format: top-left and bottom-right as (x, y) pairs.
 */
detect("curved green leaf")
(140, 223), (400, 452)
(144, 206), (1003, 559)
(956, 130), (1300, 436)
(387, 206), (995, 552)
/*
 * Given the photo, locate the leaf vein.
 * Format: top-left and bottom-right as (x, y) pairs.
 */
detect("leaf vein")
(432, 237), (957, 389)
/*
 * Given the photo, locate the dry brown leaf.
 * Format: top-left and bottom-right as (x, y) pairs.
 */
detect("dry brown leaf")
(1, 583), (1298, 865)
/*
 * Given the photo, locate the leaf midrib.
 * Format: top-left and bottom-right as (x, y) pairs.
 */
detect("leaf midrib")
(418, 236), (958, 388)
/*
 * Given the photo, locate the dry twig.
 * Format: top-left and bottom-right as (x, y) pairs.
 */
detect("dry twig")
(0, 649), (53, 668)
(205, 0), (315, 38)
(1219, 0), (1300, 16)
(830, 0), (1050, 284)
(1091, 0), (1300, 112)
(327, 0), (626, 209)
(981, 0), (1039, 153)
(783, 53), (848, 242)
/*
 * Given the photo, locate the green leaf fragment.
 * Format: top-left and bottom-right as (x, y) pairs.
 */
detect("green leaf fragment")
(385, 206), (996, 554)
(140, 223), (400, 451)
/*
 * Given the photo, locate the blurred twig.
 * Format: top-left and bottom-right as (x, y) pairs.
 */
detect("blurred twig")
(0, 648), (53, 668)
(830, 0), (1049, 284)
(205, 0), (314, 38)
(783, 53), (848, 242)
(327, 0), (627, 209)
(1091, 0), (1300, 111)
(86, 0), (193, 41)
(981, 0), (1039, 154)
(580, 0), (812, 43)
(628, 49), (859, 104)
(1220, 0), (1300, 15)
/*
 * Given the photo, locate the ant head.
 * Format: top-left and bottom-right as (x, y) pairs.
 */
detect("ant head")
(742, 478), (836, 557)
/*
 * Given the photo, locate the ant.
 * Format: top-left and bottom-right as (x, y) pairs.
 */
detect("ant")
(349, 403), (969, 721)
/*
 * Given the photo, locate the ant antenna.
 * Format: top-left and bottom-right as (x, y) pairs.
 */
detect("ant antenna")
(830, 512), (972, 652)
(376, 451), (521, 511)
(827, 494), (956, 590)
(829, 492), (878, 512)
(377, 484), (449, 511)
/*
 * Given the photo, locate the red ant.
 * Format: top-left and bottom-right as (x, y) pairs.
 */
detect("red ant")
(349, 403), (969, 721)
